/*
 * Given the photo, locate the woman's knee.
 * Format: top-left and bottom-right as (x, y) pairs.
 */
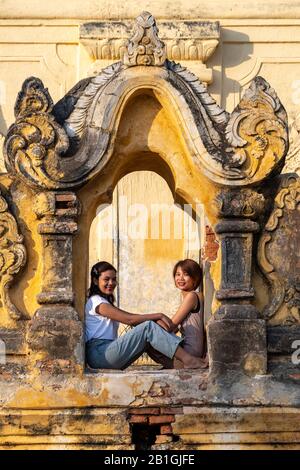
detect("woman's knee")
(136, 320), (153, 330)
(134, 320), (157, 337)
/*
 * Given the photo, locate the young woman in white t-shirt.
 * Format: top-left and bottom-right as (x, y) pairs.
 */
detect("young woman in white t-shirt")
(85, 261), (208, 370)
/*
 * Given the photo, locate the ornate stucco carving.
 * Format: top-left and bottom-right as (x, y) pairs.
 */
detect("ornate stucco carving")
(80, 16), (219, 79)
(258, 174), (300, 325)
(4, 13), (289, 191)
(62, 61), (123, 147)
(123, 12), (166, 67)
(0, 191), (26, 320)
(225, 77), (288, 181)
(4, 77), (69, 189)
(213, 189), (265, 219)
(0, 133), (6, 173)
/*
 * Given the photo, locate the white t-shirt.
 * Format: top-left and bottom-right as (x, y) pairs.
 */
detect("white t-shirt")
(85, 295), (119, 342)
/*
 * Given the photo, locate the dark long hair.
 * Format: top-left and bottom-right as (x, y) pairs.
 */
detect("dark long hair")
(87, 261), (117, 304)
(173, 259), (203, 290)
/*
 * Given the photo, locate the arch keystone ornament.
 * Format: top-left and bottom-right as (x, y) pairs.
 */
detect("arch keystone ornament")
(79, 14), (220, 82)
(123, 11), (166, 67)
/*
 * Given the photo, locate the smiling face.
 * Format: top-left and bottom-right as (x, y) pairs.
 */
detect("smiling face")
(96, 269), (117, 296)
(174, 266), (196, 292)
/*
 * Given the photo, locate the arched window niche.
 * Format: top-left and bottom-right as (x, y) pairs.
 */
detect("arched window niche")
(88, 169), (207, 368)
(72, 87), (218, 372)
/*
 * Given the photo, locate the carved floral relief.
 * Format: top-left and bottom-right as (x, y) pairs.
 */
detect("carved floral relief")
(0, 191), (26, 319)
(258, 175), (300, 325)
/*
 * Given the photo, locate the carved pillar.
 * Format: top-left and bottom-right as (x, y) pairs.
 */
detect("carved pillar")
(27, 192), (84, 373)
(207, 189), (267, 376)
(215, 219), (259, 316)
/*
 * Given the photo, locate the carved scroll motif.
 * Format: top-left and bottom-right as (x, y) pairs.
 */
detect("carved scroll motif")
(258, 175), (300, 325)
(4, 77), (69, 189)
(123, 11), (166, 66)
(283, 112), (300, 174)
(0, 192), (26, 319)
(225, 77), (289, 180)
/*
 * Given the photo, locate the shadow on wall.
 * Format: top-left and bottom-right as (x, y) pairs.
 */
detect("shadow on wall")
(207, 29), (253, 110)
(0, 105), (7, 173)
(0, 104), (7, 136)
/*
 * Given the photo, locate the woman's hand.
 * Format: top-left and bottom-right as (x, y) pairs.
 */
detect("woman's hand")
(98, 304), (175, 329)
(156, 314), (175, 332)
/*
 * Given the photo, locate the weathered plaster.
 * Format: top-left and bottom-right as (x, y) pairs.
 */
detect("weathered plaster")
(0, 8), (299, 450)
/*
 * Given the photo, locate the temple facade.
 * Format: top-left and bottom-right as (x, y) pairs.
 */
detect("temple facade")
(0, 1), (299, 450)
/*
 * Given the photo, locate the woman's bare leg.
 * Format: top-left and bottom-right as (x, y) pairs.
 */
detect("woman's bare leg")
(174, 346), (208, 369)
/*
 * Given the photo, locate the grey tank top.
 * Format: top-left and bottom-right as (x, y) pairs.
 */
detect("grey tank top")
(180, 292), (205, 358)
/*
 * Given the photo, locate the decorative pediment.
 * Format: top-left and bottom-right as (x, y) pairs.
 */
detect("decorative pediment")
(80, 14), (220, 82)
(3, 13), (289, 191)
(283, 112), (300, 174)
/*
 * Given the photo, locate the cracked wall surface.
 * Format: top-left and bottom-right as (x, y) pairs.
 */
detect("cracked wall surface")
(0, 2), (300, 450)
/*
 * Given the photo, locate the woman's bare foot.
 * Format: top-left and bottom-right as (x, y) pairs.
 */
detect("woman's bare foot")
(173, 358), (184, 369)
(184, 356), (208, 369)
(174, 346), (209, 369)
(202, 354), (209, 368)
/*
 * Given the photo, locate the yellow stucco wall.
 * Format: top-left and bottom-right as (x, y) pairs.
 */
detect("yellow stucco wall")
(0, 0), (299, 319)
(0, 2), (299, 451)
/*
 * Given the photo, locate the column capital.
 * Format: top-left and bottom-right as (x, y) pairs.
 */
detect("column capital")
(213, 188), (265, 220)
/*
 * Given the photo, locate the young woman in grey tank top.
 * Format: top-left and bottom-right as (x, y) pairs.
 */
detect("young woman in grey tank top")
(152, 259), (208, 369)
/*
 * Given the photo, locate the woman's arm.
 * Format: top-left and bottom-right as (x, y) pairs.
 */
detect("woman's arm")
(171, 292), (201, 329)
(96, 303), (173, 329)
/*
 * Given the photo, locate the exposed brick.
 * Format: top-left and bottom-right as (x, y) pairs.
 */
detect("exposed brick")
(129, 407), (160, 415)
(155, 435), (173, 444)
(128, 415), (148, 424)
(149, 415), (175, 425)
(160, 425), (173, 434)
(202, 225), (219, 262)
(160, 407), (183, 415)
(55, 194), (76, 202)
